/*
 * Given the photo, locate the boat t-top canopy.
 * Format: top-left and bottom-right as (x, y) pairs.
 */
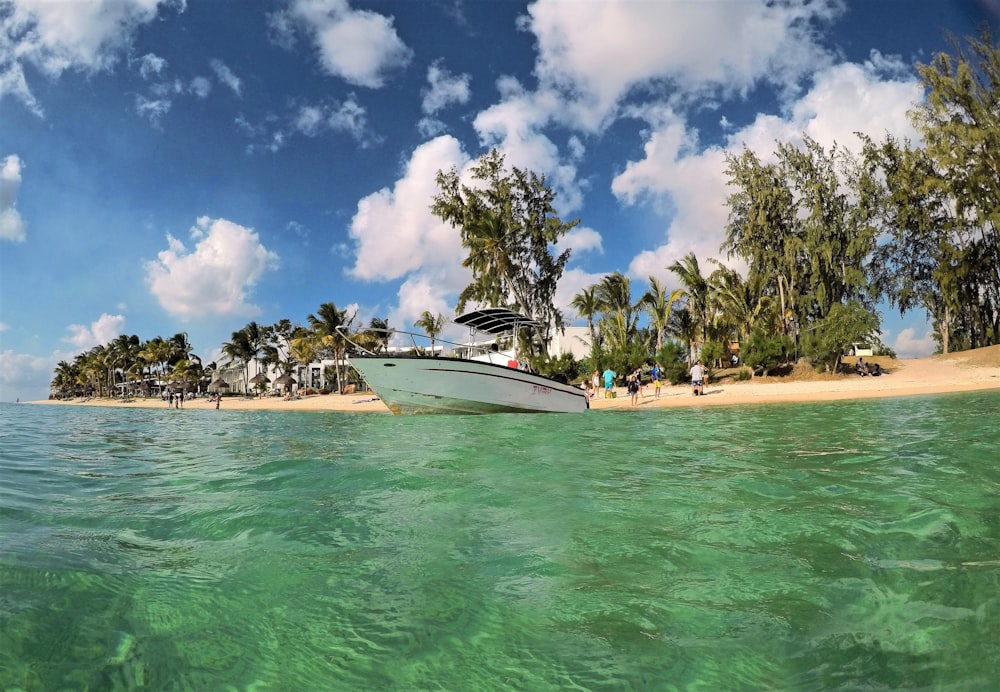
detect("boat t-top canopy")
(455, 308), (541, 335)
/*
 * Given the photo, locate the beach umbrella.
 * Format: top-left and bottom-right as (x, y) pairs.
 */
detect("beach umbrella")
(210, 379), (230, 392)
(274, 373), (296, 391)
(249, 373), (270, 386)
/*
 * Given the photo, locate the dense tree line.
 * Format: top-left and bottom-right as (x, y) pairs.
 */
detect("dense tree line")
(575, 29), (998, 381)
(49, 305), (387, 398)
(51, 332), (202, 399)
(724, 28), (998, 364)
(53, 31), (997, 395)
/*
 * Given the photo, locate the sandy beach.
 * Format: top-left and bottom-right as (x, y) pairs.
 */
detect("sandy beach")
(31, 346), (1000, 413)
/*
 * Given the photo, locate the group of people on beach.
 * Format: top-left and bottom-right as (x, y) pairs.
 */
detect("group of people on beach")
(588, 361), (693, 405)
(163, 390), (223, 408)
(856, 358), (882, 377)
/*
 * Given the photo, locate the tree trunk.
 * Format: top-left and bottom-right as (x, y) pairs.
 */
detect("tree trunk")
(941, 304), (951, 354)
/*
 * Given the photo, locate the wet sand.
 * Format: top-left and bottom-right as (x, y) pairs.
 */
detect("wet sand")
(31, 346), (1000, 413)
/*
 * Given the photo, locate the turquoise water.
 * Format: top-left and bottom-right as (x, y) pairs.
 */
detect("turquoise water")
(1, 393), (999, 690)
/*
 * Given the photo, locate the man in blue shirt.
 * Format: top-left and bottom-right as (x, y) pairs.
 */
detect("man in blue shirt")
(602, 367), (617, 398)
(651, 363), (662, 398)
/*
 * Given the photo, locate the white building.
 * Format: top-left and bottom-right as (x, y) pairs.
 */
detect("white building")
(549, 326), (593, 361)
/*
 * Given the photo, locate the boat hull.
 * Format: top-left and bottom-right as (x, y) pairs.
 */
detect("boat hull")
(349, 356), (589, 414)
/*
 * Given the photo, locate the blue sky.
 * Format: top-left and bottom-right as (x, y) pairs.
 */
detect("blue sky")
(2, 0), (998, 401)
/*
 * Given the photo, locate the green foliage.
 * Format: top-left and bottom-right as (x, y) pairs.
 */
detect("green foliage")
(720, 30), (1000, 357)
(534, 352), (579, 382)
(882, 27), (999, 352)
(877, 344), (897, 359)
(724, 136), (878, 335)
(743, 329), (790, 375)
(432, 149), (578, 349)
(700, 340), (726, 369)
(802, 300), (881, 370)
(656, 341), (688, 385)
(414, 311), (445, 352)
(604, 341), (649, 382)
(734, 368), (753, 381)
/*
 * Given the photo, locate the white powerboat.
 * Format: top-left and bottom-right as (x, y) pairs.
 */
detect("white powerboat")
(340, 309), (589, 414)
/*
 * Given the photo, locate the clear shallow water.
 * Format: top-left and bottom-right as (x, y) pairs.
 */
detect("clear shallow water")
(1, 393), (999, 690)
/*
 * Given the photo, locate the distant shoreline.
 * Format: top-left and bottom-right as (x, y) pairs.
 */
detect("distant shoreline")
(29, 347), (1000, 413)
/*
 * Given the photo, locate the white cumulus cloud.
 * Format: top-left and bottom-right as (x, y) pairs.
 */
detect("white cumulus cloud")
(610, 58), (925, 288)
(0, 0), (179, 114)
(422, 61), (471, 115)
(0, 154), (26, 242)
(892, 327), (937, 359)
(524, 0), (842, 131)
(145, 217), (280, 319)
(348, 135), (467, 282)
(0, 349), (51, 401)
(292, 97), (372, 144)
(138, 52), (167, 79)
(286, 0), (411, 88)
(63, 313), (127, 349)
(557, 225), (603, 257)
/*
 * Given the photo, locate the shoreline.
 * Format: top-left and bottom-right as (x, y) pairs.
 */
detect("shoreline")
(28, 347), (1000, 413)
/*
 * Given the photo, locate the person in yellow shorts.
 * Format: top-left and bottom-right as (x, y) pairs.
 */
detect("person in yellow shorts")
(652, 362), (663, 398)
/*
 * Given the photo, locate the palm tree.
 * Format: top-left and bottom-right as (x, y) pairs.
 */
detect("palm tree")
(595, 272), (638, 348)
(668, 253), (711, 360)
(139, 338), (173, 392)
(78, 346), (108, 396)
(289, 335), (319, 378)
(51, 360), (78, 398)
(168, 332), (192, 363)
(221, 329), (255, 394)
(570, 286), (601, 353)
(414, 311), (445, 354)
(640, 277), (684, 354)
(170, 359), (201, 393)
(307, 302), (355, 393)
(240, 322), (265, 378)
(459, 209), (520, 311)
(709, 264), (772, 350)
(364, 317), (391, 354)
(669, 308), (698, 363)
(107, 334), (135, 395)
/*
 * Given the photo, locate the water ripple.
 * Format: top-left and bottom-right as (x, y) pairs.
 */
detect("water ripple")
(1, 394), (999, 689)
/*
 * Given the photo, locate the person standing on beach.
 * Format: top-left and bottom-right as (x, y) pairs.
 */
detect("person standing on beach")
(602, 367), (616, 398)
(652, 363), (663, 399)
(690, 360), (705, 396)
(591, 369), (600, 399)
(627, 373), (640, 406)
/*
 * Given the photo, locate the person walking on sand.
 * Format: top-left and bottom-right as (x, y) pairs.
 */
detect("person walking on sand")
(591, 369), (600, 399)
(652, 362), (663, 399)
(690, 360), (705, 396)
(602, 367), (617, 398)
(627, 373), (640, 406)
